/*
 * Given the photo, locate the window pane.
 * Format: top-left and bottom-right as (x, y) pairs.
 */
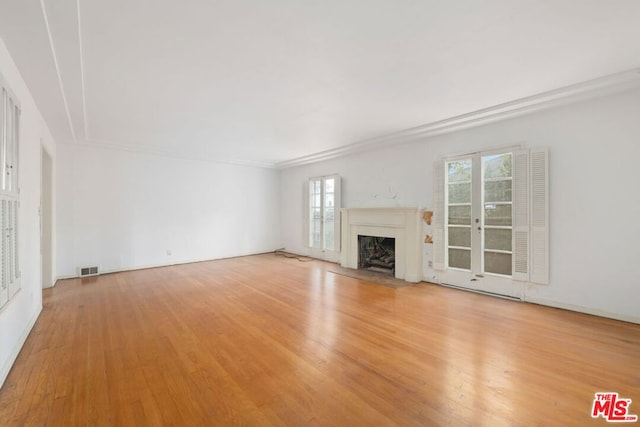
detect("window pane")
(310, 181), (320, 197)
(11, 106), (18, 193)
(448, 205), (471, 225)
(484, 180), (512, 202)
(310, 219), (322, 248)
(0, 91), (4, 190)
(484, 204), (512, 226)
(324, 220), (334, 251)
(447, 160), (471, 182)
(448, 227), (471, 248)
(324, 207), (334, 221)
(449, 248), (471, 270)
(448, 183), (471, 203)
(483, 153), (512, 179)
(484, 252), (512, 275)
(4, 96), (12, 192)
(324, 193), (334, 207)
(484, 228), (512, 251)
(6, 99), (14, 192)
(312, 207), (321, 219)
(325, 178), (334, 193)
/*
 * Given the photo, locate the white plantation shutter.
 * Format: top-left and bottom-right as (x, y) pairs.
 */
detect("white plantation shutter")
(0, 201), (6, 308)
(0, 88), (4, 184)
(304, 180), (311, 247)
(432, 160), (445, 270)
(8, 200), (18, 297)
(14, 201), (19, 281)
(0, 74), (21, 310)
(512, 150), (530, 281)
(530, 148), (549, 284)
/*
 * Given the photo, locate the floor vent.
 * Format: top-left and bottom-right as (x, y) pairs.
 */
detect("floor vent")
(78, 266), (100, 277)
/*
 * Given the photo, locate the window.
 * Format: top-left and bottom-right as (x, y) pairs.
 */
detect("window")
(0, 74), (21, 311)
(308, 175), (341, 255)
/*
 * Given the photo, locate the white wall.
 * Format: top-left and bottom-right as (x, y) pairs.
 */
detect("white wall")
(0, 38), (57, 386)
(56, 144), (281, 277)
(280, 88), (640, 322)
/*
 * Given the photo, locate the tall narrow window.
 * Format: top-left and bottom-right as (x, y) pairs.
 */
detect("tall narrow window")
(308, 175), (341, 256)
(0, 76), (21, 311)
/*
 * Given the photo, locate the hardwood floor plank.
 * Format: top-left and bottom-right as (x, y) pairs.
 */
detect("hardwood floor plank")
(1, 254), (639, 425)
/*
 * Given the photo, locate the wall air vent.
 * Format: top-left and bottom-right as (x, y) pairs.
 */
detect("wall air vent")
(78, 266), (99, 277)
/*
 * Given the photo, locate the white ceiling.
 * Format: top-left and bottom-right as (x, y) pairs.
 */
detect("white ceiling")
(1, 0), (640, 167)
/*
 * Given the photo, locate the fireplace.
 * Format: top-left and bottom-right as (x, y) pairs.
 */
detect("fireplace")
(358, 236), (395, 275)
(341, 207), (423, 283)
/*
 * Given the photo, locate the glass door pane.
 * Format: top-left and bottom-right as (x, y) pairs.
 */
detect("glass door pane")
(482, 153), (513, 276)
(323, 178), (335, 250)
(309, 179), (322, 248)
(446, 159), (472, 270)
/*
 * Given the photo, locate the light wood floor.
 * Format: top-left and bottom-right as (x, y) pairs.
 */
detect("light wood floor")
(1, 254), (639, 426)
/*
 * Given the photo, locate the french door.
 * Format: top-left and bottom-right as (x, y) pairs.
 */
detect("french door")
(438, 149), (522, 298)
(308, 175), (341, 262)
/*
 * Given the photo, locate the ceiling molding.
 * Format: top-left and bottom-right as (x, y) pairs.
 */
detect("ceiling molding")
(59, 139), (278, 169)
(57, 68), (640, 171)
(39, 0), (77, 142)
(276, 68), (640, 169)
(76, 0), (89, 139)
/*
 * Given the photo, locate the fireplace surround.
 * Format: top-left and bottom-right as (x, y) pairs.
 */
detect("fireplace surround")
(340, 207), (424, 283)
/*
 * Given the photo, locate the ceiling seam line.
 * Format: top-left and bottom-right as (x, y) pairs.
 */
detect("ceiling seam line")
(39, 0), (77, 142)
(77, 0), (89, 140)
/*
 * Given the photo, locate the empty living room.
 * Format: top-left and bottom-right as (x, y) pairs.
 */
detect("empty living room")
(1, 1), (639, 425)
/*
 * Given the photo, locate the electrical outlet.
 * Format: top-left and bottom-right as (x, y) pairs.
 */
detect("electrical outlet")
(166, 250), (172, 256)
(428, 261), (433, 267)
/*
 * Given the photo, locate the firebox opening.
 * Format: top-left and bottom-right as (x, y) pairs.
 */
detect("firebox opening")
(358, 235), (396, 276)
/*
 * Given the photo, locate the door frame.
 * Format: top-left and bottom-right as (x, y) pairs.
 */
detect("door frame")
(307, 174), (341, 263)
(41, 143), (54, 289)
(439, 146), (523, 299)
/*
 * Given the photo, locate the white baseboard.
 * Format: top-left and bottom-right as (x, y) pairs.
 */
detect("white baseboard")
(425, 277), (640, 325)
(0, 306), (42, 388)
(56, 250), (281, 280)
(524, 296), (640, 325)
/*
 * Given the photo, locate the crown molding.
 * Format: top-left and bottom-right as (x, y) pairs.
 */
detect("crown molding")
(57, 69), (640, 170)
(40, 0), (77, 142)
(276, 68), (640, 169)
(57, 139), (278, 169)
(76, 0), (89, 140)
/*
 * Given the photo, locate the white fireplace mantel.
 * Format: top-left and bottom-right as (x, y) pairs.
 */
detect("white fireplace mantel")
(340, 207), (424, 283)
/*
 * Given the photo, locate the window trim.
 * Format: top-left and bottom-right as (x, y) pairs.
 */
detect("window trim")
(433, 144), (549, 290)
